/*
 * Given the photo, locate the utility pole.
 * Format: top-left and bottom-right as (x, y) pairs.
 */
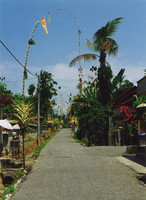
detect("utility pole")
(0, 77), (5, 119)
(37, 74), (41, 145)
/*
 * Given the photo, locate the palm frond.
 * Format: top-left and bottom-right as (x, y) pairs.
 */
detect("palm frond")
(81, 86), (98, 106)
(86, 40), (96, 51)
(108, 46), (118, 56)
(112, 68), (125, 89)
(69, 54), (98, 67)
(93, 17), (123, 50)
(106, 38), (118, 55)
(105, 17), (123, 37)
(12, 101), (34, 126)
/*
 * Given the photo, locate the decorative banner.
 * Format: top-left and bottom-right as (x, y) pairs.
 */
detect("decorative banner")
(40, 17), (48, 35)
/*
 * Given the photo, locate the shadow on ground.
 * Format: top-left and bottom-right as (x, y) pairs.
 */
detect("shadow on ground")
(122, 154), (146, 167)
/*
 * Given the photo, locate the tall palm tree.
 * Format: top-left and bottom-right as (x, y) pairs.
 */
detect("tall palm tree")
(70, 17), (123, 67)
(70, 17), (123, 105)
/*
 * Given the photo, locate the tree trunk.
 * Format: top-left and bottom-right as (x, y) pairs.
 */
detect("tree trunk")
(99, 51), (106, 67)
(98, 51), (112, 106)
(21, 128), (25, 170)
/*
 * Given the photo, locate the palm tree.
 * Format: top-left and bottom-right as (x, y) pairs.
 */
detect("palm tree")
(12, 101), (34, 169)
(70, 17), (123, 67)
(70, 17), (123, 105)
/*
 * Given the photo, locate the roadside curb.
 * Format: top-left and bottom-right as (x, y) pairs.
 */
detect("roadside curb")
(117, 156), (146, 174)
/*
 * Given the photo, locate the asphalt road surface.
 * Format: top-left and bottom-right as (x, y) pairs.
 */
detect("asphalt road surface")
(11, 128), (146, 200)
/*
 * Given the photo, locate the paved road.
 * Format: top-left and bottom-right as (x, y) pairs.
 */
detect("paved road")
(11, 128), (146, 200)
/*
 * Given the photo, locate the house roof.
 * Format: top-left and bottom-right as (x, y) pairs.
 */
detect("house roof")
(13, 124), (20, 130)
(137, 76), (146, 83)
(113, 86), (137, 107)
(0, 119), (14, 131)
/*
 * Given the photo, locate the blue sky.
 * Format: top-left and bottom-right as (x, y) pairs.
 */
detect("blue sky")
(1, 0), (146, 108)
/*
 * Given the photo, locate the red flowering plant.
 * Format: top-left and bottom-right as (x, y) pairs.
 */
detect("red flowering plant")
(114, 106), (138, 136)
(0, 83), (12, 106)
(119, 106), (135, 120)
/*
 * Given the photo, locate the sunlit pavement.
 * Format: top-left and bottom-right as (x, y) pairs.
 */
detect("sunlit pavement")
(11, 128), (146, 200)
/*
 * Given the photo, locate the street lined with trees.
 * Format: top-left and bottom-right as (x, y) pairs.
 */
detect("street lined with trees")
(0, 14), (146, 199)
(0, 17), (139, 151)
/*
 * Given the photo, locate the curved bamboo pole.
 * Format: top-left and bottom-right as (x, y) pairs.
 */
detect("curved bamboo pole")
(22, 8), (81, 96)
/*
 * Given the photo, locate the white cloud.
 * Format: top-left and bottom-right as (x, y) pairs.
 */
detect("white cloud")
(1, 58), (146, 98)
(49, 62), (79, 81)
(122, 65), (145, 84)
(29, 62), (80, 96)
(108, 58), (146, 85)
(0, 61), (24, 93)
(0, 61), (22, 76)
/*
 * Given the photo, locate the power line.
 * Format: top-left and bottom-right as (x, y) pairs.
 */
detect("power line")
(0, 40), (37, 78)
(4, 77), (36, 83)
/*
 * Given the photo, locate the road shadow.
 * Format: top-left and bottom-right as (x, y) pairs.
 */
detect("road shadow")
(122, 154), (146, 167)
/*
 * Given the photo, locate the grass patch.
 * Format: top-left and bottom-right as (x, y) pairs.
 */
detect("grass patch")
(0, 170), (24, 200)
(72, 136), (87, 146)
(0, 132), (57, 199)
(16, 170), (23, 178)
(0, 137), (51, 199)
(32, 137), (51, 159)
(1, 185), (15, 199)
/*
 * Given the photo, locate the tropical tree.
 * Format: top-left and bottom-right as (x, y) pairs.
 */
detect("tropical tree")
(70, 17), (123, 105)
(70, 93), (108, 146)
(0, 82), (13, 118)
(84, 65), (131, 105)
(12, 100), (35, 169)
(28, 84), (36, 96)
(37, 70), (58, 122)
(26, 70), (58, 124)
(70, 64), (134, 146)
(78, 86), (98, 107)
(112, 79), (134, 99)
(12, 101), (34, 129)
